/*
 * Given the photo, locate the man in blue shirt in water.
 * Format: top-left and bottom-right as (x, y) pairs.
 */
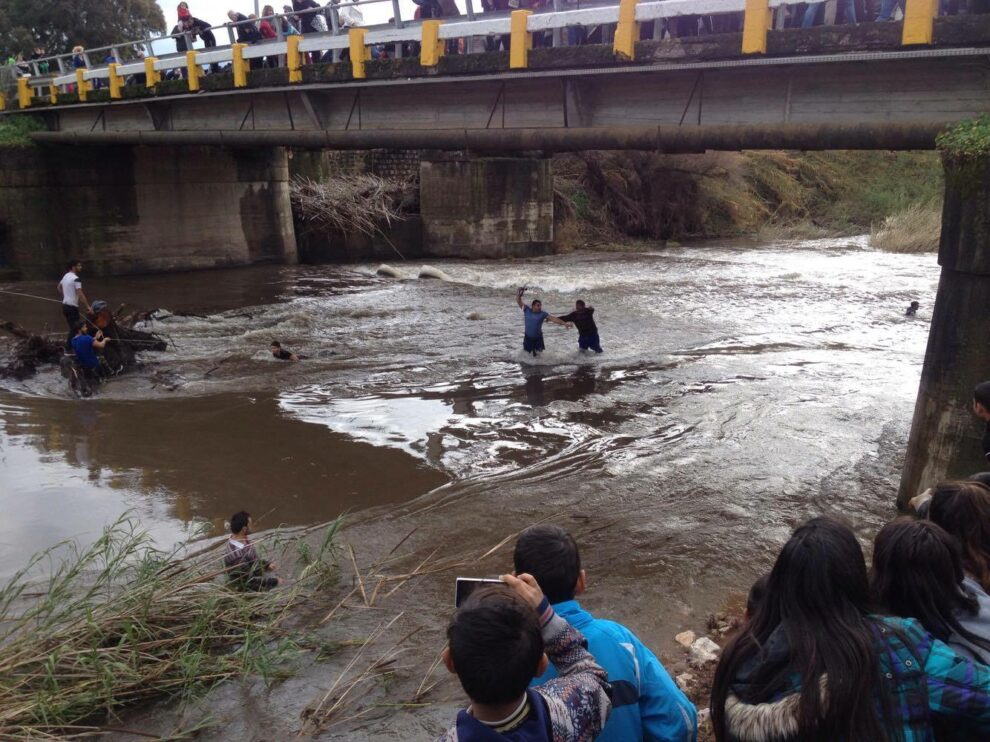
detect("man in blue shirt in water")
(514, 525), (698, 742)
(516, 288), (571, 357)
(70, 321), (108, 378)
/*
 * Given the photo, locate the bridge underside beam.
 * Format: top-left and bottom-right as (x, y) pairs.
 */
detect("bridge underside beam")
(31, 123), (946, 152)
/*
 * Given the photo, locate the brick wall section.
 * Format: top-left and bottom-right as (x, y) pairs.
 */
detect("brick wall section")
(291, 149), (426, 183)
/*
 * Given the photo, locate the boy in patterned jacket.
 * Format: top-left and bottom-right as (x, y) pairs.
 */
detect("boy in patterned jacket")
(437, 573), (612, 742)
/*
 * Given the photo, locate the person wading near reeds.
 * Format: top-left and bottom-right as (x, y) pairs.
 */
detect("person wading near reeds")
(558, 300), (603, 354)
(224, 511), (282, 591)
(59, 260), (92, 350)
(516, 288), (571, 357)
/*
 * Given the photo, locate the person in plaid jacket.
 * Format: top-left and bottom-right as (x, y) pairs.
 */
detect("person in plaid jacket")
(711, 517), (990, 741)
(438, 573), (611, 742)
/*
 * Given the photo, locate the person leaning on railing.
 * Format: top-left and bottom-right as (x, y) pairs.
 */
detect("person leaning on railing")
(227, 9), (262, 43)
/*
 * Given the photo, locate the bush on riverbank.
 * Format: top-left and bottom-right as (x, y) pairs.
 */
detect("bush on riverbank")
(869, 200), (942, 253)
(0, 115), (42, 147)
(0, 516), (341, 738)
(553, 150), (943, 245)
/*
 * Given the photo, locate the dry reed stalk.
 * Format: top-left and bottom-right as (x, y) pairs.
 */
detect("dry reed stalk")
(290, 175), (411, 239)
(870, 200), (942, 253)
(0, 515), (343, 739)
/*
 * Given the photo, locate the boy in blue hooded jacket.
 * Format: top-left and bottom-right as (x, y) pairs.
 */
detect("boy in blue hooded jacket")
(514, 525), (698, 742)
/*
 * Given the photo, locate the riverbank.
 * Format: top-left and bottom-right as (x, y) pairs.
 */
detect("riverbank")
(553, 150), (944, 248)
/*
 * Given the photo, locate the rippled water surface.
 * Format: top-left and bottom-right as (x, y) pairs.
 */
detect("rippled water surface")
(0, 239), (939, 590)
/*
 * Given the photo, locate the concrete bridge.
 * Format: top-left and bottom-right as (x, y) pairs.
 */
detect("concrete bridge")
(3, 7), (990, 150)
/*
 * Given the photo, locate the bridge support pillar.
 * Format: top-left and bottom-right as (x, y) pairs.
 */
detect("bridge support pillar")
(0, 145), (296, 278)
(419, 156), (553, 259)
(899, 154), (990, 506)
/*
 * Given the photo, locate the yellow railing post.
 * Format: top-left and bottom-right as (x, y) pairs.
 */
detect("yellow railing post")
(232, 44), (248, 87)
(349, 28), (370, 79)
(902, 0), (937, 45)
(0, 94), (6, 112)
(420, 20), (445, 67)
(144, 57), (161, 88)
(108, 63), (123, 99)
(49, 83), (58, 105)
(613, 0), (639, 60)
(17, 77), (31, 108)
(510, 10), (533, 69)
(741, 0), (771, 54)
(286, 34), (303, 83)
(75, 69), (90, 101)
(186, 51), (201, 91)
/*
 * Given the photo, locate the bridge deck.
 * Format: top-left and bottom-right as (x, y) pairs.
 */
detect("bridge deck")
(16, 16), (990, 150)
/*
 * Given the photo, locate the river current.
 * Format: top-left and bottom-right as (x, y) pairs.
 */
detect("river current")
(0, 239), (937, 612)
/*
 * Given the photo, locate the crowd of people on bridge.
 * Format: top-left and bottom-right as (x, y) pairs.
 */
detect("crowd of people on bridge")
(8, 0), (990, 84)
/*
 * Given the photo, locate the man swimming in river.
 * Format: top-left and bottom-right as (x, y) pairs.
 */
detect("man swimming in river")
(559, 299), (603, 354)
(516, 288), (571, 357)
(270, 341), (299, 361)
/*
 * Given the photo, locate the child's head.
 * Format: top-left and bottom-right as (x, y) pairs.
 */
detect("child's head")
(444, 586), (546, 705)
(230, 510), (251, 535)
(973, 381), (990, 420)
(513, 525), (583, 604)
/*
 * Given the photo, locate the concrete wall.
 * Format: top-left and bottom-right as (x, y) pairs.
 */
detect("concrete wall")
(420, 157), (554, 258)
(899, 155), (990, 504)
(0, 145), (296, 279)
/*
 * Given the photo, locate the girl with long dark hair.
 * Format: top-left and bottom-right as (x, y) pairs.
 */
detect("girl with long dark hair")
(928, 480), (990, 594)
(872, 517), (990, 665)
(710, 517), (990, 741)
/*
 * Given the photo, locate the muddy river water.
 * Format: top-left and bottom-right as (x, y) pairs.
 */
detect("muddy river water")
(0, 239), (942, 734)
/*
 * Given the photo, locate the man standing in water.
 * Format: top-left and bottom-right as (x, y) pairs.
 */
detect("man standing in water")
(559, 299), (603, 354)
(58, 260), (92, 350)
(516, 288), (571, 357)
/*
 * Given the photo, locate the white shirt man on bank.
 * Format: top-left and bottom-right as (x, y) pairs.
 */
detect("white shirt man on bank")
(58, 260), (91, 350)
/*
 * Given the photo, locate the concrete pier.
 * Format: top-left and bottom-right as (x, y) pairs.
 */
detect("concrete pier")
(419, 157), (553, 259)
(899, 155), (990, 506)
(0, 145), (296, 279)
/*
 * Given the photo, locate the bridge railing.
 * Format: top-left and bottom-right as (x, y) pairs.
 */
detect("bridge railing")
(4, 0), (944, 110)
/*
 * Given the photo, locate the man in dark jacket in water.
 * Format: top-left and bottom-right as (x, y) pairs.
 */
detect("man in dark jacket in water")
(559, 300), (603, 354)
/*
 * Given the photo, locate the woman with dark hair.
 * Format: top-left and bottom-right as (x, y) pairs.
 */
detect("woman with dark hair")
(710, 517), (990, 741)
(928, 480), (990, 594)
(872, 518), (990, 664)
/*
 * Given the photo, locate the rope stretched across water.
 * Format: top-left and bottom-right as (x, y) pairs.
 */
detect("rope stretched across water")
(0, 287), (162, 344)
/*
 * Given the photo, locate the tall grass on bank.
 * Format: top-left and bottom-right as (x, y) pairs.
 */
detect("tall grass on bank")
(0, 516), (340, 739)
(869, 201), (942, 253)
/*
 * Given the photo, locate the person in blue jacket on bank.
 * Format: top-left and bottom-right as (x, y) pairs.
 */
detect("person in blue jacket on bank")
(514, 524), (698, 742)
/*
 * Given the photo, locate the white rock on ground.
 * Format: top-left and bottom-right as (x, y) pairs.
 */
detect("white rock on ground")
(674, 630), (696, 648)
(690, 636), (721, 664)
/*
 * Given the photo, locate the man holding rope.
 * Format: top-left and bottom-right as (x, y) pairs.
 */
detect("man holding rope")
(58, 260), (92, 350)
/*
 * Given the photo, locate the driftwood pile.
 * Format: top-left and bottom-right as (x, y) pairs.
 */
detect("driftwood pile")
(0, 309), (167, 380)
(290, 174), (418, 239)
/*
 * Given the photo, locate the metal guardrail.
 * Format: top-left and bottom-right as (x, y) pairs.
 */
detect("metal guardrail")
(2, 0), (943, 110)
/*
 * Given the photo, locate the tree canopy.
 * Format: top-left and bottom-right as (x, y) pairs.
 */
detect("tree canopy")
(0, 0), (166, 57)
